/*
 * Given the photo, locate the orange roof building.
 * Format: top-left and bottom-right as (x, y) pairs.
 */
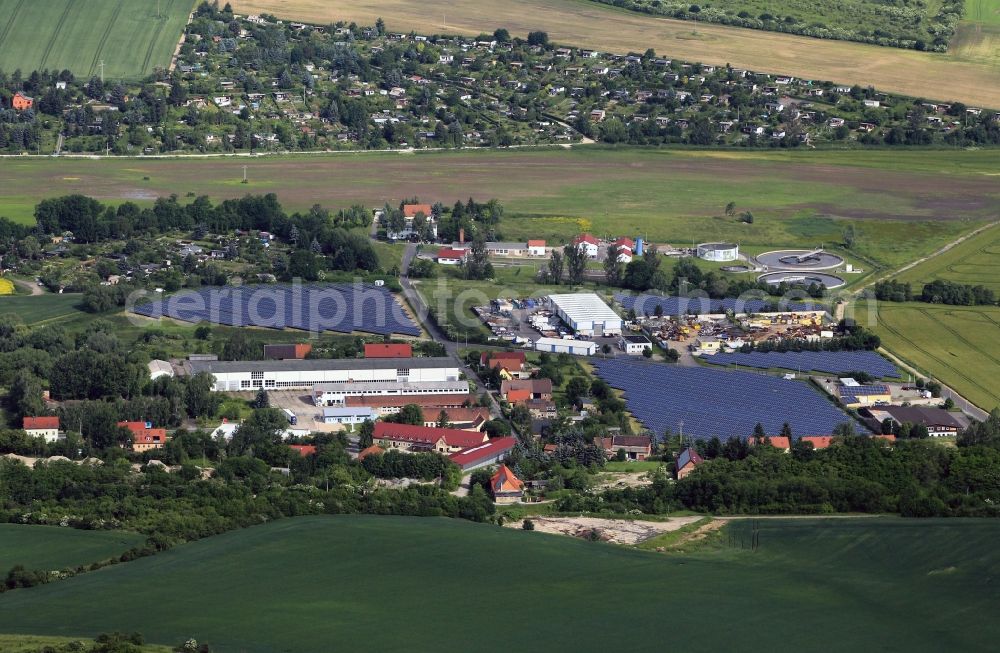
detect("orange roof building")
(751, 436), (791, 452)
(365, 343), (413, 358)
(403, 204), (433, 218)
(12, 92), (33, 111)
(490, 464), (525, 503)
(23, 416), (60, 442)
(118, 421), (169, 453)
(357, 445), (385, 461)
(505, 388), (531, 404)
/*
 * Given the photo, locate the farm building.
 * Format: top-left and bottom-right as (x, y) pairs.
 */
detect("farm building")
(490, 465), (525, 503)
(595, 435), (653, 460)
(22, 416), (60, 442)
(527, 240), (547, 256)
(534, 337), (597, 356)
(867, 406), (963, 437)
(697, 242), (739, 262)
(321, 407), (376, 428)
(186, 357), (460, 392)
(836, 379), (891, 407)
(436, 248), (467, 265)
(675, 447), (704, 479)
(147, 360), (175, 381)
(263, 344), (312, 360)
(547, 293), (622, 337)
(364, 343), (413, 358)
(313, 380), (469, 407)
(572, 233), (600, 258)
(373, 422), (487, 453)
(119, 421), (169, 453)
(345, 393), (473, 416)
(619, 334), (652, 355)
(421, 406), (490, 430)
(449, 436), (518, 471)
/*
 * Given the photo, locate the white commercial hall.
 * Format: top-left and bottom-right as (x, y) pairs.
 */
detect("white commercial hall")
(547, 293), (623, 336)
(185, 357), (461, 392)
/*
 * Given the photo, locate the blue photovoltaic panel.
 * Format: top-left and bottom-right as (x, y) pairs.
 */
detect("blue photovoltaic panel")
(838, 384), (890, 396)
(593, 358), (862, 440)
(132, 283), (421, 337)
(616, 293), (824, 316)
(705, 350), (900, 378)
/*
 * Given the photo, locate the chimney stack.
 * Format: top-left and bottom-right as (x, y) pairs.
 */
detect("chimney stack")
(459, 227), (465, 244)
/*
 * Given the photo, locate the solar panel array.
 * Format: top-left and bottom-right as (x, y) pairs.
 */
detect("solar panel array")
(615, 293), (824, 316)
(593, 358), (860, 440)
(132, 283), (421, 336)
(704, 350), (900, 378)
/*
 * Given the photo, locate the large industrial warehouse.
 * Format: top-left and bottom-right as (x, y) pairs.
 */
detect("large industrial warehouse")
(547, 293), (623, 337)
(185, 357), (460, 392)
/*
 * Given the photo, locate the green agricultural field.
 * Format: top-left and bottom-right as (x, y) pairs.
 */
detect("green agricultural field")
(0, 0), (193, 80)
(0, 515), (998, 651)
(894, 222), (1000, 292)
(588, 0), (953, 50)
(1, 149), (997, 270)
(860, 301), (1000, 411)
(0, 524), (145, 571)
(0, 294), (86, 324)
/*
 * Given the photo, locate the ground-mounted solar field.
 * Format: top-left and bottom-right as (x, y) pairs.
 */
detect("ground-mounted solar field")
(616, 293), (824, 317)
(0, 0), (193, 80)
(593, 358), (858, 439)
(1, 516), (998, 651)
(704, 350), (900, 378)
(132, 283), (421, 337)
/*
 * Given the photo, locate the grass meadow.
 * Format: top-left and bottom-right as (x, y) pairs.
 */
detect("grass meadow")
(0, 294), (86, 324)
(240, 0), (1000, 107)
(1, 148), (996, 269)
(0, 0), (193, 79)
(0, 515), (998, 651)
(0, 524), (145, 571)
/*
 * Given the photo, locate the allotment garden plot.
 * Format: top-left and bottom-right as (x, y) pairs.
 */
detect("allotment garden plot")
(593, 358), (857, 439)
(132, 283), (421, 337)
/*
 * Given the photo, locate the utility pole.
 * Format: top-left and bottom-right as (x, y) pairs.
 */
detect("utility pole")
(242, 165), (248, 183)
(99, 60), (105, 84)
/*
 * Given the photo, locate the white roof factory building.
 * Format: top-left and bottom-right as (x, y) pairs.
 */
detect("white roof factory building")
(534, 337), (597, 356)
(185, 357), (460, 392)
(547, 293), (623, 337)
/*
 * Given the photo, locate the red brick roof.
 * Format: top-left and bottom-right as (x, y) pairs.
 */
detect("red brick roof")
(357, 445), (385, 461)
(800, 436), (834, 449)
(373, 422), (487, 449)
(505, 389), (531, 404)
(753, 436), (791, 450)
(23, 416), (59, 430)
(482, 351), (526, 369)
(491, 464), (525, 494)
(118, 421), (168, 444)
(527, 240), (546, 247)
(614, 237), (635, 250)
(345, 393), (472, 409)
(437, 248), (468, 260)
(573, 233), (599, 246)
(364, 343), (413, 358)
(422, 406), (490, 425)
(403, 204), (433, 218)
(449, 437), (518, 468)
(289, 445), (317, 457)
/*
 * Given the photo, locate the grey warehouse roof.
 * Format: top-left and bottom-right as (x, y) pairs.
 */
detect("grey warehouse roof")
(187, 357), (457, 374)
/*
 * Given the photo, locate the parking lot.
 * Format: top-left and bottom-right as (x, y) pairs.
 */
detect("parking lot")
(266, 389), (341, 433)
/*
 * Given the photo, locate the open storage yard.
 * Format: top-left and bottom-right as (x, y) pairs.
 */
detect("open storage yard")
(1, 515), (999, 651)
(241, 0), (1000, 107)
(0, 0), (193, 79)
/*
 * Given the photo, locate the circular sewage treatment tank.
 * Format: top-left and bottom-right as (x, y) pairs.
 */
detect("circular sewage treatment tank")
(757, 271), (845, 289)
(756, 249), (844, 270)
(697, 242), (739, 262)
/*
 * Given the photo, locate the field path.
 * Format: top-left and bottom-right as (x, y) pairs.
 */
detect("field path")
(855, 221), (1000, 296)
(0, 0), (25, 50)
(38, 0), (76, 71)
(140, 0), (173, 75)
(12, 279), (44, 296)
(88, 0), (125, 78)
